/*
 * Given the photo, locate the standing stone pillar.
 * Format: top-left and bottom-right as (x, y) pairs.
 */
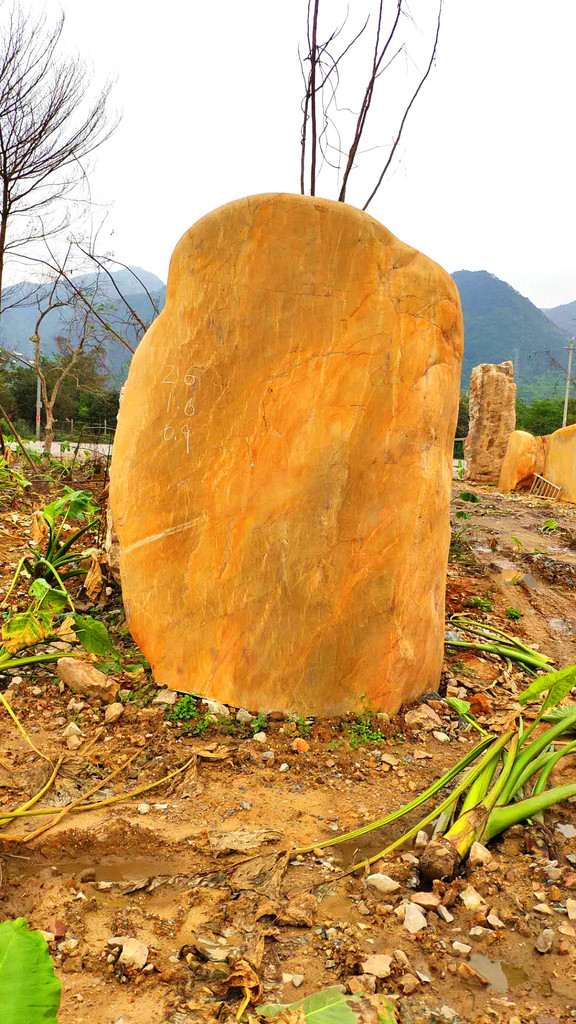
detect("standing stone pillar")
(110, 193), (463, 715)
(464, 361), (516, 484)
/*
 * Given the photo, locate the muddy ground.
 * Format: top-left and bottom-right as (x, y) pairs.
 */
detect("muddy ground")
(1, 477), (576, 1024)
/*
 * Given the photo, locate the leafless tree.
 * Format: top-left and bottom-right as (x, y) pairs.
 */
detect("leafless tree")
(0, 2), (118, 312)
(18, 233), (161, 360)
(9, 264), (104, 454)
(10, 236), (161, 453)
(299, 0), (443, 208)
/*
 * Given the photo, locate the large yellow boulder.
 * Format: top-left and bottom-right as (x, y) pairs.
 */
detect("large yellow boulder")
(499, 430), (539, 492)
(544, 424), (576, 501)
(110, 193), (463, 714)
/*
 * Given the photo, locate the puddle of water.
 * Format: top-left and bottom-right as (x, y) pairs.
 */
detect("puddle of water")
(548, 617), (576, 636)
(494, 568), (541, 588)
(466, 953), (510, 993)
(467, 953), (540, 994)
(491, 557), (518, 571)
(95, 858), (176, 882)
(18, 856), (190, 883)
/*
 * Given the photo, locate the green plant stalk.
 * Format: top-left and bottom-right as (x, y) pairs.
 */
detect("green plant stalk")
(432, 804), (456, 838)
(450, 616), (552, 662)
(292, 734), (495, 855)
(459, 751), (501, 815)
(485, 783), (576, 841)
(510, 745), (556, 796)
(0, 651), (74, 670)
(50, 504), (71, 551)
(340, 731), (514, 876)
(532, 741), (576, 796)
(499, 715), (576, 805)
(32, 559), (74, 610)
(445, 639), (549, 670)
(55, 518), (97, 560)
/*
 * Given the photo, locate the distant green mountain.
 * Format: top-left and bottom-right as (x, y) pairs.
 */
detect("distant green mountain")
(452, 270), (571, 400)
(541, 298), (576, 337)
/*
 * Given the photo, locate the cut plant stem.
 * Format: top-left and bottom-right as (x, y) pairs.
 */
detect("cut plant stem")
(444, 639), (549, 670)
(420, 733), (519, 879)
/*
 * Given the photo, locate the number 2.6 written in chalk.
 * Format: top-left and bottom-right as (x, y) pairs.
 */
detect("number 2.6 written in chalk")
(161, 364), (197, 453)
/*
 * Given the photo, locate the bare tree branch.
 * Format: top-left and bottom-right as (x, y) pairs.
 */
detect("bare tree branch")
(0, 2), (118, 311)
(298, 1), (443, 208)
(362, 0), (443, 210)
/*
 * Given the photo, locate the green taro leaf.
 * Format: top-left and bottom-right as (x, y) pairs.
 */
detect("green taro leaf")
(458, 491), (481, 503)
(29, 578), (68, 613)
(455, 511), (472, 520)
(72, 614), (118, 657)
(519, 665), (576, 708)
(42, 486), (98, 524)
(257, 986), (396, 1024)
(0, 917), (61, 1023)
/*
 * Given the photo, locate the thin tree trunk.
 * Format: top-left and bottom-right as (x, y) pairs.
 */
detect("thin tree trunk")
(309, 0), (320, 196)
(43, 405), (55, 457)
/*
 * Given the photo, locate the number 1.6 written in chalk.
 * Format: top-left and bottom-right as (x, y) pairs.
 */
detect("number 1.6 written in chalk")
(161, 364), (197, 452)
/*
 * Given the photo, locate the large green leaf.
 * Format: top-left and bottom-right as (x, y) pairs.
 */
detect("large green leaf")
(71, 614), (118, 657)
(42, 487), (98, 525)
(458, 491), (481, 503)
(257, 986), (396, 1024)
(29, 579), (68, 613)
(0, 918), (61, 1023)
(519, 665), (576, 708)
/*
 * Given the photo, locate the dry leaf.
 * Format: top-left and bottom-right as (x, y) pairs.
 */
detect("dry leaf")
(30, 510), (49, 545)
(210, 829), (283, 856)
(230, 851), (289, 896)
(56, 615), (77, 642)
(276, 892), (317, 927)
(84, 551), (104, 600)
(221, 958), (262, 1004)
(196, 745), (230, 761)
(173, 756), (203, 798)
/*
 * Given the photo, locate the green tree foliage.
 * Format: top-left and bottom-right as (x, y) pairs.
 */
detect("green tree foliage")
(456, 393), (469, 437)
(516, 397), (576, 436)
(0, 349), (119, 436)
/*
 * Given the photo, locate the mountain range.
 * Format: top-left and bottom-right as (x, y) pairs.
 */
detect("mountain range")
(0, 265), (573, 401)
(452, 270), (573, 400)
(0, 267), (166, 385)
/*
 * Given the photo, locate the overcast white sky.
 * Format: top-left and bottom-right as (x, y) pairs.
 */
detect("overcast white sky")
(19, 0), (576, 307)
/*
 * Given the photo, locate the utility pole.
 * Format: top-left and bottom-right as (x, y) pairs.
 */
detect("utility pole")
(563, 338), (574, 428)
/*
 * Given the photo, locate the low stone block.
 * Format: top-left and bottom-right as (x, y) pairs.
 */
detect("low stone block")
(544, 423), (576, 502)
(499, 430), (549, 493)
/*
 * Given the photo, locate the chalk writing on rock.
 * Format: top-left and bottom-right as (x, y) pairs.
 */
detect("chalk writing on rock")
(161, 365), (198, 451)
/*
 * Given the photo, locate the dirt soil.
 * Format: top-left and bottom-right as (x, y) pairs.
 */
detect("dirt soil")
(1, 476), (576, 1024)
